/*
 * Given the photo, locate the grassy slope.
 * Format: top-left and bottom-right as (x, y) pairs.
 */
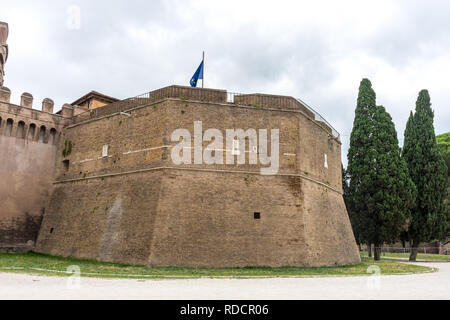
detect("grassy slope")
(0, 252), (434, 279)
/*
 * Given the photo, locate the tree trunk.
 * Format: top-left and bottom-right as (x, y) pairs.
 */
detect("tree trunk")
(409, 239), (419, 262)
(358, 243), (361, 251)
(374, 244), (382, 261)
(367, 242), (372, 257)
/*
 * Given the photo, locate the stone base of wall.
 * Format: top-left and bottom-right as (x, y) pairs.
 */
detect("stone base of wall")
(0, 244), (34, 253)
(36, 169), (361, 267)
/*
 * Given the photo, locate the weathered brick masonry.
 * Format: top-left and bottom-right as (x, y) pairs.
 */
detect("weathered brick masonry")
(34, 85), (361, 267)
(0, 88), (72, 249)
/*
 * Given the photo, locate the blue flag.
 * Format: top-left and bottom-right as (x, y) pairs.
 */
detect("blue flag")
(190, 61), (204, 87)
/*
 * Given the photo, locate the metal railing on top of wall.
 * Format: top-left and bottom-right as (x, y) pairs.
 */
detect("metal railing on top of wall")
(295, 97), (340, 140)
(72, 88), (341, 140)
(227, 92), (340, 140)
(72, 92), (152, 124)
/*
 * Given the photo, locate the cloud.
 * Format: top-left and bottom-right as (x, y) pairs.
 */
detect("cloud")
(1, 0), (449, 165)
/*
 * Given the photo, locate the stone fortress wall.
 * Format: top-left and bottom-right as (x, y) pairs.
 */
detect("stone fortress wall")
(0, 86), (73, 249)
(35, 85), (360, 267)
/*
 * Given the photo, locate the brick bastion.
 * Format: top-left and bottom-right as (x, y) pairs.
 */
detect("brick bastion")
(32, 85), (361, 267)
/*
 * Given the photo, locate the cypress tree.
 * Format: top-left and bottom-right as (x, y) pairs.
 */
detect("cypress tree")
(402, 90), (449, 261)
(343, 164), (361, 249)
(368, 105), (416, 260)
(347, 79), (377, 257)
(347, 79), (416, 260)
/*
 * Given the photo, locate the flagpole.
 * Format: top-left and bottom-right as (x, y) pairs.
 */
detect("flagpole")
(202, 51), (205, 88)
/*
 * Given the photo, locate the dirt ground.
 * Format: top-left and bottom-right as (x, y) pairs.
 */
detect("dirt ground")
(0, 262), (448, 300)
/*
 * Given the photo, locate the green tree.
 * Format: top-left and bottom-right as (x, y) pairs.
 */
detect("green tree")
(347, 79), (416, 260)
(436, 132), (450, 177)
(343, 164), (362, 250)
(436, 132), (450, 212)
(347, 79), (377, 257)
(368, 105), (416, 259)
(402, 90), (449, 261)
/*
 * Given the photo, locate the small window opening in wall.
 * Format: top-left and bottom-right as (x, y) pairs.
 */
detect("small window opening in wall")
(254, 212), (261, 220)
(28, 123), (36, 141)
(5, 119), (13, 136)
(62, 159), (70, 171)
(38, 126), (46, 143)
(49, 128), (57, 145)
(17, 121), (26, 139)
(50, 228), (54, 234)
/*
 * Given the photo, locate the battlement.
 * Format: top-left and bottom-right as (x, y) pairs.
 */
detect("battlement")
(70, 85), (340, 140)
(0, 86), (73, 144)
(0, 86), (10, 102)
(233, 93), (314, 116)
(0, 86), (75, 117)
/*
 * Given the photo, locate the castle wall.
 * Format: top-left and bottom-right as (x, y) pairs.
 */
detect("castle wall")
(35, 171), (163, 264)
(0, 135), (55, 245)
(36, 93), (360, 267)
(149, 170), (309, 267)
(0, 95), (71, 247)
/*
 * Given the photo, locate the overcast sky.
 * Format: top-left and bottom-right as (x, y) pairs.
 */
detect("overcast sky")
(2, 0), (449, 165)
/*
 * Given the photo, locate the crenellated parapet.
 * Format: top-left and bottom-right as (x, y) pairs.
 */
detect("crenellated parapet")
(0, 86), (10, 102)
(0, 87), (74, 145)
(20, 92), (33, 108)
(42, 98), (54, 113)
(60, 103), (74, 118)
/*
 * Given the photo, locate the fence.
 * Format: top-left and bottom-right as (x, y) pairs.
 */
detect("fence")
(72, 87), (341, 140)
(72, 86), (227, 124)
(362, 246), (450, 255)
(72, 92), (152, 124)
(226, 92), (340, 140)
(296, 97), (340, 139)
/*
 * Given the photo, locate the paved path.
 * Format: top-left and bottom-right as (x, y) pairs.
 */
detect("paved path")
(0, 263), (448, 300)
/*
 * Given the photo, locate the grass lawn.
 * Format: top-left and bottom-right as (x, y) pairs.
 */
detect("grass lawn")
(0, 252), (435, 279)
(361, 252), (450, 261)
